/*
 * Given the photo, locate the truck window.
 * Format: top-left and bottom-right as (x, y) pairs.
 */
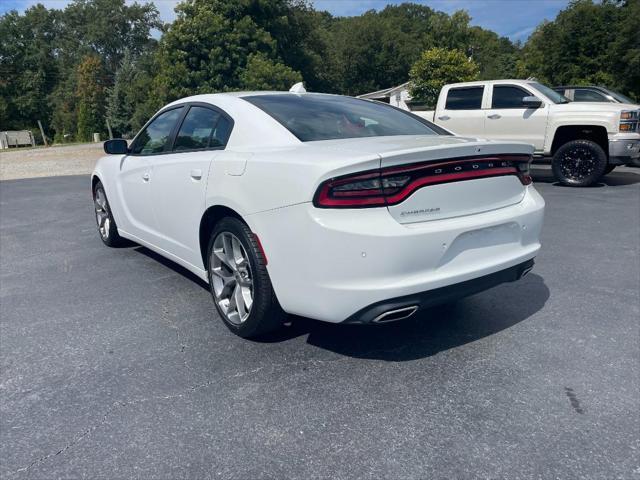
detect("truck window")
(491, 85), (532, 109)
(573, 89), (608, 102)
(445, 87), (484, 110)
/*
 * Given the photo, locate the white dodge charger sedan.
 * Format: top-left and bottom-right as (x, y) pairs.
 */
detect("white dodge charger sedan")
(92, 89), (545, 337)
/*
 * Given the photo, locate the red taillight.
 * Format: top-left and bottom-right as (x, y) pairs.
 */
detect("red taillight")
(314, 155), (532, 208)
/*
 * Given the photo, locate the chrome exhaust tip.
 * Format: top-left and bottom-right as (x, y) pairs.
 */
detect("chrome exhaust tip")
(372, 305), (419, 324)
(520, 265), (534, 279)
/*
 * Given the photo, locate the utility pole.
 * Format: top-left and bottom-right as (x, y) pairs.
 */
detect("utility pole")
(37, 120), (48, 147)
(106, 118), (113, 140)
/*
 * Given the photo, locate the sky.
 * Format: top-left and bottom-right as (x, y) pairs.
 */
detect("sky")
(0, 0), (570, 42)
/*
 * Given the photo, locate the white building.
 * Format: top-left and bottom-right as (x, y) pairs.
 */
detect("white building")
(356, 82), (413, 110)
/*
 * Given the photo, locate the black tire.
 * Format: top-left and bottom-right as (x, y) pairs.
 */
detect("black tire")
(93, 181), (127, 247)
(551, 139), (607, 187)
(206, 217), (285, 338)
(603, 164), (616, 175)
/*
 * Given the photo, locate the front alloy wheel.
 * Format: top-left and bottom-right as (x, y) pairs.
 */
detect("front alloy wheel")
(93, 181), (125, 247)
(94, 187), (111, 241)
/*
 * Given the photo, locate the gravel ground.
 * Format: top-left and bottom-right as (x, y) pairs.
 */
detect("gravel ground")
(0, 169), (638, 479)
(0, 143), (104, 181)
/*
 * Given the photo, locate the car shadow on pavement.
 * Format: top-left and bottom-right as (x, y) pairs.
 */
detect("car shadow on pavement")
(261, 273), (550, 362)
(134, 246), (210, 290)
(531, 167), (640, 186)
(132, 246), (550, 362)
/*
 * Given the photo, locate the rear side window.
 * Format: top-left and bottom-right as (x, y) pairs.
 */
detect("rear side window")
(210, 116), (232, 148)
(174, 106), (221, 151)
(491, 85), (531, 109)
(445, 87), (483, 110)
(131, 107), (184, 155)
(573, 89), (608, 102)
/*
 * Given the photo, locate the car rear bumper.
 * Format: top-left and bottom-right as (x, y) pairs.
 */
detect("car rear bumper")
(342, 259), (534, 324)
(609, 134), (640, 164)
(247, 185), (545, 323)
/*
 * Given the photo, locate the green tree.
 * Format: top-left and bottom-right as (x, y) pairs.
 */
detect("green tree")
(239, 53), (302, 90)
(468, 27), (519, 80)
(0, 0), (160, 140)
(0, 5), (59, 132)
(324, 4), (515, 96)
(409, 47), (480, 107)
(50, 78), (78, 142)
(517, 0), (639, 100)
(106, 50), (137, 137)
(610, 0), (640, 100)
(76, 56), (106, 141)
(60, 0), (161, 74)
(152, 0), (283, 102)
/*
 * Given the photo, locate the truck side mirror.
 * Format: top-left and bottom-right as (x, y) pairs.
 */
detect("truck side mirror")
(522, 96), (543, 109)
(104, 139), (129, 155)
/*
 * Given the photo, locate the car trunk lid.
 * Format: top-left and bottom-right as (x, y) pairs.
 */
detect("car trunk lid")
(311, 136), (533, 222)
(376, 140), (533, 223)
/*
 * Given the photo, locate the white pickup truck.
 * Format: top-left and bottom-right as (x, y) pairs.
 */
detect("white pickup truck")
(416, 80), (640, 186)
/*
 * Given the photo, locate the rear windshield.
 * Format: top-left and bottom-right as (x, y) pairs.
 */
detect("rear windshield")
(243, 94), (442, 142)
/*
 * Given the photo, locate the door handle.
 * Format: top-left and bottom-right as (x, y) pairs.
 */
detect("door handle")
(142, 172), (150, 182)
(488, 114), (502, 119)
(190, 169), (202, 180)
(438, 115), (450, 121)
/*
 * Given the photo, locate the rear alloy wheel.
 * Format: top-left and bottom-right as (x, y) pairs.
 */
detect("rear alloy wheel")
(211, 232), (254, 325)
(207, 217), (284, 338)
(93, 181), (126, 247)
(552, 139), (607, 187)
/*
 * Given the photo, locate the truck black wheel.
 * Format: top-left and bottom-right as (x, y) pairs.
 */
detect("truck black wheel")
(552, 139), (607, 187)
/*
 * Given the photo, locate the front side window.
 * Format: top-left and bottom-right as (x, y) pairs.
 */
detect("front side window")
(529, 82), (570, 104)
(174, 106), (222, 151)
(573, 89), (609, 102)
(243, 94), (440, 142)
(491, 85), (532, 109)
(445, 87), (484, 110)
(131, 107), (184, 155)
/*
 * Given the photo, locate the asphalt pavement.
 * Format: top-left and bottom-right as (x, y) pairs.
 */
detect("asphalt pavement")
(1, 167), (638, 479)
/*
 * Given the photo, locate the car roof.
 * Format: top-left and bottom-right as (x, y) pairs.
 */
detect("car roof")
(160, 91), (369, 149)
(443, 79), (536, 88)
(171, 91), (341, 100)
(554, 85), (607, 90)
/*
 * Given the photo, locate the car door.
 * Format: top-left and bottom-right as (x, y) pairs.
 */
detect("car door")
(483, 84), (549, 151)
(115, 106), (185, 240)
(435, 85), (486, 137)
(149, 104), (233, 270)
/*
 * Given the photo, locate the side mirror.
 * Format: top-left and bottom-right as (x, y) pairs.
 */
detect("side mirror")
(522, 96), (543, 108)
(104, 139), (129, 155)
